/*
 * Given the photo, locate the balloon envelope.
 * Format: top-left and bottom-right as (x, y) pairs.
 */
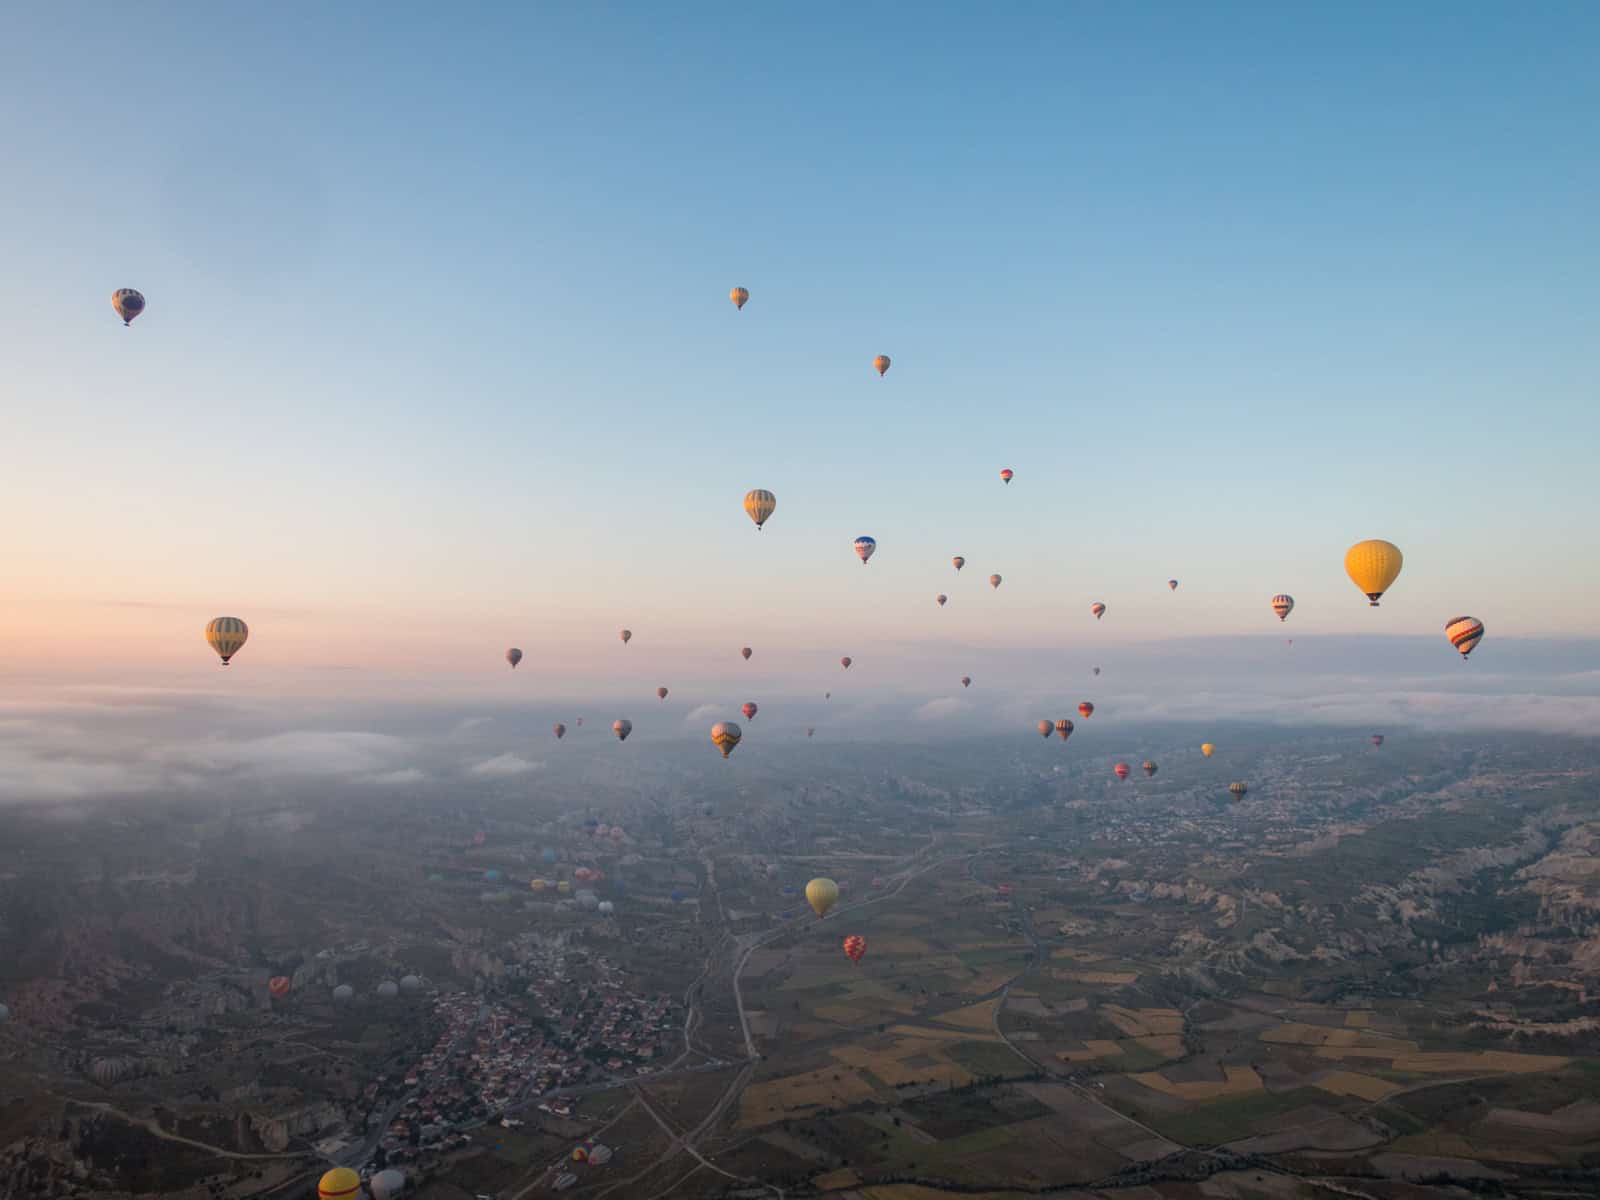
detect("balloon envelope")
(843, 934), (867, 964)
(112, 288), (145, 325)
(1200, 743), (1215, 758)
(730, 286), (749, 310)
(952, 556), (965, 571)
(741, 702), (758, 720)
(743, 488), (775, 529)
(853, 536), (876, 564)
(711, 721), (742, 757)
(741, 646), (753, 660)
(805, 877), (840, 917)
(205, 617), (249, 665)
(1445, 616), (1484, 660)
(1271, 594), (1295, 621)
(619, 629), (632, 644)
(988, 574), (1002, 589)
(506, 647), (523, 668)
(1344, 539), (1404, 606)
(1090, 603), (1106, 620)
(553, 723), (566, 739)
(612, 719), (632, 741)
(873, 354), (891, 376)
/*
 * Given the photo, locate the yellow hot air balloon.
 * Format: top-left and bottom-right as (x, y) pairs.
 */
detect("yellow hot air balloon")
(711, 721), (742, 758)
(319, 1168), (362, 1200)
(1344, 540), (1403, 606)
(744, 488), (776, 530)
(873, 354), (891, 377)
(805, 877), (840, 918)
(1200, 743), (1215, 758)
(730, 286), (749, 310)
(204, 617), (249, 665)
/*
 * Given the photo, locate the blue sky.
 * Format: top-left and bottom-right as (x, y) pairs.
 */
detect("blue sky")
(2, 3), (1597, 690)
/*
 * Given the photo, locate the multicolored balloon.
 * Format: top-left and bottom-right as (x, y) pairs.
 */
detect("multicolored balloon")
(1445, 616), (1484, 660)
(989, 574), (1002, 589)
(843, 934), (866, 964)
(873, 354), (891, 377)
(619, 629), (632, 644)
(730, 286), (749, 310)
(1344, 540), (1404, 606)
(744, 488), (776, 530)
(112, 288), (145, 326)
(268, 976), (291, 999)
(853, 536), (876, 564)
(1142, 760), (1158, 777)
(999, 468), (1014, 485)
(506, 647), (523, 669)
(1054, 719), (1074, 742)
(1271, 594), (1295, 621)
(952, 556), (965, 572)
(205, 617), (249, 665)
(1113, 762), (1130, 781)
(1090, 603), (1106, 620)
(936, 593), (947, 607)
(1078, 701), (1095, 719)
(612, 719), (632, 742)
(711, 721), (742, 758)
(1229, 782), (1248, 800)
(741, 701), (759, 721)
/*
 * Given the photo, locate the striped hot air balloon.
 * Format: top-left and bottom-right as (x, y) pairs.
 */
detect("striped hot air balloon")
(711, 721), (741, 758)
(204, 617), (248, 665)
(1271, 594), (1295, 621)
(112, 288), (145, 325)
(1229, 782), (1248, 800)
(853, 536), (876, 564)
(743, 488), (776, 529)
(842, 934), (867, 964)
(1054, 719), (1074, 742)
(1445, 616), (1484, 660)
(730, 286), (749, 310)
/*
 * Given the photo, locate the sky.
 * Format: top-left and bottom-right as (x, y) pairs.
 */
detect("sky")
(2, 4), (1598, 712)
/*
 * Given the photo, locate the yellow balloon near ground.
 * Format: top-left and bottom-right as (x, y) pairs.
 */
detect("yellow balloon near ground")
(1344, 539), (1403, 606)
(319, 1168), (362, 1200)
(805, 877), (840, 918)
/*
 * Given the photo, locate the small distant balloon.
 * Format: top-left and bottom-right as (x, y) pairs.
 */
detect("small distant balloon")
(1168, 579), (1179, 591)
(741, 645), (753, 661)
(1113, 762), (1130, 781)
(205, 617), (249, 666)
(112, 288), (145, 326)
(1200, 742), (1215, 758)
(743, 488), (776, 530)
(1142, 760), (1158, 777)
(988, 574), (1002, 590)
(1090, 603), (1106, 620)
(1370, 734), (1385, 747)
(853, 536), (876, 564)
(1036, 720), (1053, 738)
(960, 675), (971, 688)
(806, 727), (814, 738)
(1054, 719), (1074, 742)
(1077, 701), (1094, 719)
(805, 877), (840, 917)
(506, 647), (523, 669)
(952, 556), (965, 572)
(1229, 782), (1249, 800)
(936, 594), (947, 607)
(741, 701), (759, 721)
(999, 468), (1014, 485)
(730, 286), (749, 310)
(657, 687), (669, 700)
(1445, 616), (1484, 660)
(843, 934), (867, 964)
(619, 629), (632, 644)
(1271, 594), (1295, 622)
(873, 354), (891, 377)
(840, 656), (852, 670)
(612, 719), (632, 742)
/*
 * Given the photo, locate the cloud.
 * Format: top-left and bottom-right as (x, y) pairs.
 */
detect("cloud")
(0, 746), (171, 801)
(449, 716), (494, 737)
(467, 753), (542, 777)
(158, 731), (413, 776)
(914, 698), (966, 721)
(364, 768), (426, 786)
(684, 704), (725, 726)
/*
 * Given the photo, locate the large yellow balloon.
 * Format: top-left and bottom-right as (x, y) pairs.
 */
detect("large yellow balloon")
(1344, 540), (1403, 606)
(319, 1169), (362, 1200)
(805, 877), (839, 918)
(743, 488), (776, 530)
(1200, 743), (1215, 758)
(204, 617), (249, 665)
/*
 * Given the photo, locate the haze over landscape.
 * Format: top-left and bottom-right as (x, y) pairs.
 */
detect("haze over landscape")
(3, 5), (1600, 1200)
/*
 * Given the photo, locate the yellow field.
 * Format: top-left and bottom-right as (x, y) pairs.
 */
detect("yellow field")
(1344, 1012), (1372, 1027)
(1056, 1039), (1124, 1063)
(933, 998), (1000, 1032)
(864, 1186), (1033, 1200)
(814, 1004), (875, 1025)
(1263, 1022), (1415, 1052)
(1051, 969), (1138, 985)
(1050, 948), (1109, 962)
(1131, 1065), (1261, 1101)
(1102, 1005), (1183, 1038)
(1390, 1129), (1559, 1166)
(813, 1167), (861, 1190)
(739, 1065), (879, 1126)
(1392, 1051), (1569, 1074)
(1315, 1071), (1398, 1101)
(1132, 1034), (1185, 1057)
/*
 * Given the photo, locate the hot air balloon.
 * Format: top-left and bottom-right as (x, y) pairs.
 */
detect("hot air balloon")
(204, 617), (248, 665)
(553, 723), (566, 739)
(670, 889), (685, 903)
(576, 717), (584, 726)
(1113, 762), (1130, 780)
(1345, 540), (1404, 606)
(1092, 666), (1101, 676)
(1370, 734), (1385, 747)
(370, 1168), (408, 1200)
(741, 645), (753, 660)
(730, 286), (749, 310)
(741, 701), (758, 721)
(506, 647), (523, 669)
(989, 574), (1002, 589)
(112, 288), (145, 325)
(1142, 761), (1158, 777)
(1445, 616), (1484, 660)
(1090, 602), (1106, 620)
(1078, 701), (1094, 719)
(1271, 594), (1295, 621)
(619, 629), (632, 644)
(657, 686), (669, 700)
(952, 556), (965, 572)
(840, 656), (852, 669)
(873, 354), (891, 377)
(1229, 782), (1248, 800)
(268, 976), (291, 999)
(1055, 719), (1074, 742)
(332, 984), (354, 1002)
(853, 536), (876, 564)
(598, 900), (615, 915)
(824, 691), (831, 700)
(843, 934), (866, 964)
(91, 1057), (130, 1086)
(1168, 579), (1179, 591)
(936, 593), (947, 607)
(319, 1168), (362, 1200)
(711, 721), (742, 758)
(744, 488), (776, 530)
(1000, 468), (1014, 485)
(805, 877), (840, 917)
(612, 719), (632, 741)
(806, 727), (815, 737)
(1200, 743), (1215, 758)
(399, 974), (421, 994)
(1037, 720), (1053, 738)
(960, 676), (971, 688)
